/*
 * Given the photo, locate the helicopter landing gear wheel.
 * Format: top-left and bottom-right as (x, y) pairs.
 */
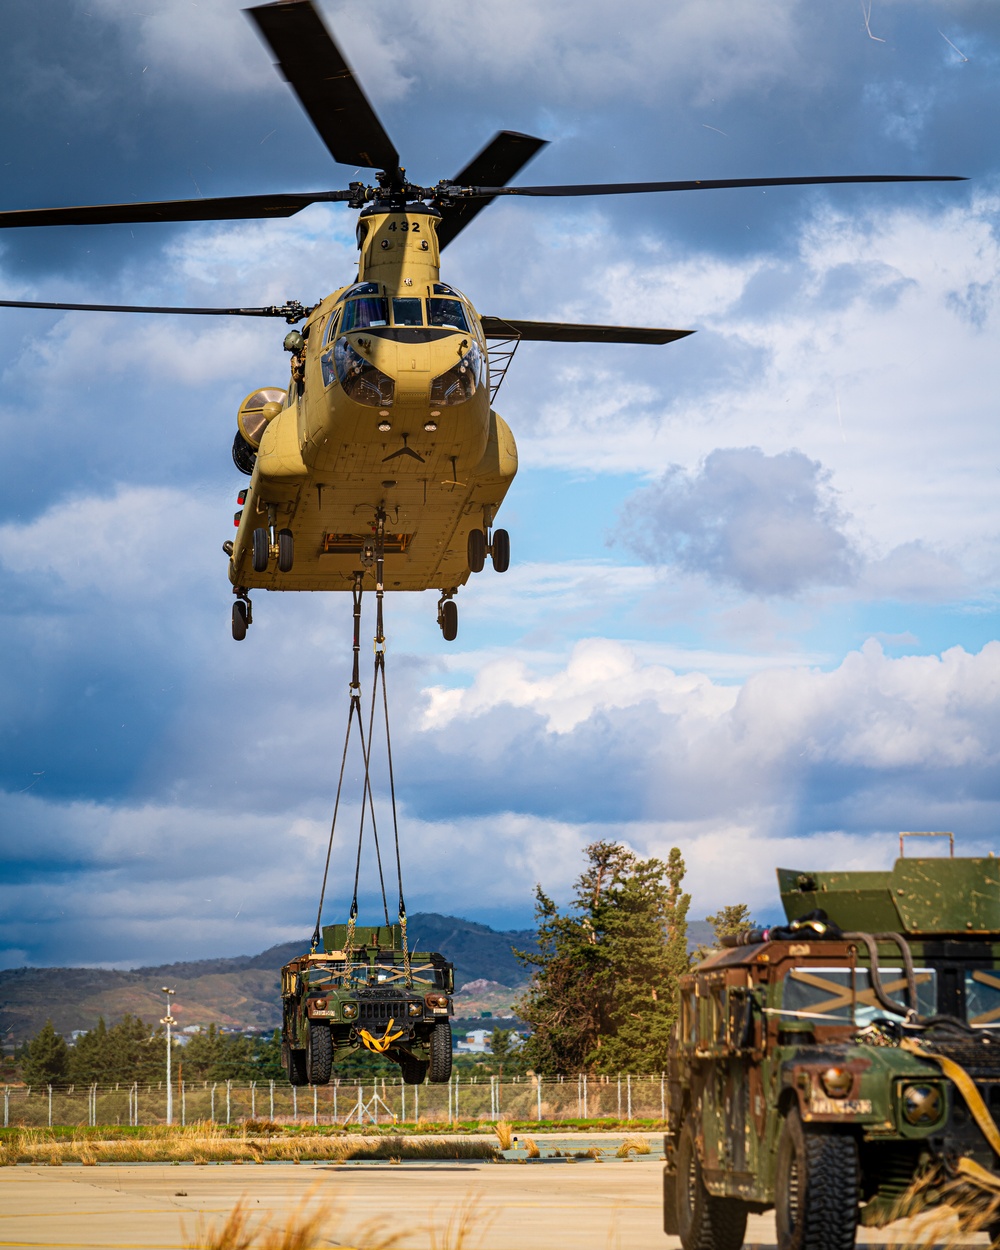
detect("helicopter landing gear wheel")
(467, 528), (486, 573)
(231, 591), (252, 641)
(277, 528), (294, 573)
(232, 600), (248, 641)
(252, 527), (269, 572)
(491, 528), (510, 573)
(438, 598), (458, 642)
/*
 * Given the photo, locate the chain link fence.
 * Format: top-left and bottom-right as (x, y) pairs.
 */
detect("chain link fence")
(2, 1073), (667, 1128)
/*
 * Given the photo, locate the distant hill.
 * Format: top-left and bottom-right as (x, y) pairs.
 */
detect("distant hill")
(0, 913), (715, 1042)
(0, 913), (539, 1042)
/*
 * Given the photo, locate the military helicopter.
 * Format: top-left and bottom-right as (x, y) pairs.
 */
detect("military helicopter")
(0, 0), (963, 642)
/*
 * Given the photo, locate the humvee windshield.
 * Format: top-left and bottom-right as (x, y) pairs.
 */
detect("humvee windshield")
(966, 969), (1000, 1027)
(781, 966), (937, 1025)
(308, 960), (448, 990)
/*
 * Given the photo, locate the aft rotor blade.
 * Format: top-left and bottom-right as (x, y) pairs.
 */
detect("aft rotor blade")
(435, 132), (548, 249)
(247, 0), (401, 181)
(0, 191), (349, 229)
(462, 174), (967, 199)
(0, 299), (307, 318)
(481, 317), (694, 344)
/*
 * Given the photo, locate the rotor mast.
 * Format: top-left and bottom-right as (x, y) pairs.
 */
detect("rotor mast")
(356, 197), (443, 287)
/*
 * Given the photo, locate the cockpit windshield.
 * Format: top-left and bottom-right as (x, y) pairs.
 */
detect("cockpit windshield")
(392, 298), (423, 326)
(781, 966), (936, 1026)
(428, 298), (469, 331)
(342, 297), (389, 331)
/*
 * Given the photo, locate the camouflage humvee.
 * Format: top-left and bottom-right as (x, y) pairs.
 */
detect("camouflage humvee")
(664, 853), (1000, 1250)
(280, 922), (454, 1086)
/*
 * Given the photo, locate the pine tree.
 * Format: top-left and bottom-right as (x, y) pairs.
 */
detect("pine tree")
(181, 1023), (225, 1080)
(516, 841), (690, 1074)
(706, 903), (756, 944)
(21, 1020), (70, 1086)
(68, 1017), (110, 1084)
(693, 903), (758, 961)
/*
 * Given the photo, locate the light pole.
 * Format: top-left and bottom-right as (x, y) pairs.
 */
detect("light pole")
(160, 987), (176, 1126)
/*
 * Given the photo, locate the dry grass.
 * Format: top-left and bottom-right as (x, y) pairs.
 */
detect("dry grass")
(187, 1191), (489, 1250)
(880, 1165), (1000, 1249)
(615, 1135), (651, 1158)
(0, 1124), (497, 1166)
(520, 1136), (540, 1159)
(492, 1120), (513, 1150)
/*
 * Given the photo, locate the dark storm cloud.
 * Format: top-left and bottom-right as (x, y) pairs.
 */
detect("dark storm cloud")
(617, 446), (860, 595)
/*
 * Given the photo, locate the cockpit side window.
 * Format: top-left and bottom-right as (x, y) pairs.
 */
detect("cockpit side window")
(342, 297), (389, 331)
(428, 298), (469, 331)
(324, 310), (341, 344)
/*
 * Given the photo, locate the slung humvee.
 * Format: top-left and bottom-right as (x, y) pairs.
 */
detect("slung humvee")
(281, 922), (454, 1086)
(664, 852), (1000, 1250)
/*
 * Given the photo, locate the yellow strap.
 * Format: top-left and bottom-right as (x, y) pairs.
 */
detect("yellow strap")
(955, 1156), (1000, 1195)
(901, 1038), (1000, 1156)
(358, 1017), (403, 1054)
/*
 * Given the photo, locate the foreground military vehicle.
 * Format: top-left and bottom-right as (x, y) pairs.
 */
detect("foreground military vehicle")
(281, 922), (454, 1086)
(664, 848), (1000, 1250)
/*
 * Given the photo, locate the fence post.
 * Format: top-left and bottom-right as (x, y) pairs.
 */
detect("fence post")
(626, 1074), (631, 1121)
(269, 1079), (274, 1122)
(226, 1080), (231, 1125)
(334, 1079), (338, 1123)
(211, 1083), (216, 1124)
(250, 1080), (256, 1120)
(414, 1082), (419, 1123)
(536, 1075), (541, 1122)
(181, 1080), (186, 1127)
(583, 1073), (588, 1120)
(134, 1082), (139, 1127)
(401, 1080), (405, 1124)
(661, 1072), (665, 1123)
(617, 1074), (621, 1121)
(455, 1073), (459, 1124)
(292, 1086), (297, 1121)
(3, 1085), (8, 1129)
(48, 1084), (52, 1128)
(313, 1086), (317, 1127)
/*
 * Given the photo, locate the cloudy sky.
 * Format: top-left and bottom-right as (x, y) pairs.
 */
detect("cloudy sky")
(2, 0), (999, 971)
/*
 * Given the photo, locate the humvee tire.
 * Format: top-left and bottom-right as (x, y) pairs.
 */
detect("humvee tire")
(287, 1047), (307, 1086)
(775, 1108), (859, 1250)
(677, 1120), (747, 1250)
(307, 1020), (333, 1085)
(428, 1019), (453, 1083)
(400, 1053), (429, 1085)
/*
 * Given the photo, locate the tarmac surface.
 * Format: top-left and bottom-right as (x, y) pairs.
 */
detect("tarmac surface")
(0, 1150), (992, 1250)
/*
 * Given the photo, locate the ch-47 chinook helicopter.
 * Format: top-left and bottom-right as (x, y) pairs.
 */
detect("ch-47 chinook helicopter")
(0, 1), (963, 642)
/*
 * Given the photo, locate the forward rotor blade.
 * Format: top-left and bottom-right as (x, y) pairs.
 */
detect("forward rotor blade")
(0, 191), (348, 229)
(435, 132), (548, 249)
(0, 299), (308, 319)
(464, 173), (967, 199)
(480, 317), (694, 344)
(247, 0), (401, 181)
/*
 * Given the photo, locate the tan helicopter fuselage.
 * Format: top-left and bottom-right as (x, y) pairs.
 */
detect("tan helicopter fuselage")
(228, 204), (517, 597)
